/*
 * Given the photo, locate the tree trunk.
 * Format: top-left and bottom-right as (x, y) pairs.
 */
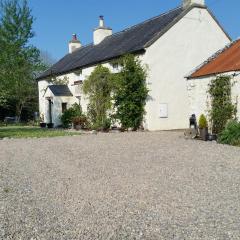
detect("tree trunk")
(16, 102), (23, 122)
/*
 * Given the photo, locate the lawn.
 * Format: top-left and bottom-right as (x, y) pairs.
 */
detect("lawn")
(0, 126), (80, 139)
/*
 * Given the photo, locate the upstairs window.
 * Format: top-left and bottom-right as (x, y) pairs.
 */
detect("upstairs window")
(112, 63), (119, 71)
(75, 69), (82, 76)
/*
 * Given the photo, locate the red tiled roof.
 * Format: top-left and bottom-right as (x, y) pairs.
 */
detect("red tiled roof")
(189, 39), (240, 78)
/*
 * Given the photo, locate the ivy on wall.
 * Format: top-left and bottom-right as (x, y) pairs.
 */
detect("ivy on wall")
(208, 75), (237, 134)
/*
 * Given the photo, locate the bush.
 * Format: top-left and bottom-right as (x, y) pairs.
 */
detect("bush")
(218, 120), (240, 146)
(60, 103), (82, 128)
(83, 65), (113, 130)
(208, 75), (236, 134)
(102, 118), (111, 131)
(113, 54), (148, 130)
(198, 114), (208, 129)
(72, 115), (88, 129)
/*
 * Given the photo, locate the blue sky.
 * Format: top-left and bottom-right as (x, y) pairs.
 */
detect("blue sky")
(28, 0), (240, 60)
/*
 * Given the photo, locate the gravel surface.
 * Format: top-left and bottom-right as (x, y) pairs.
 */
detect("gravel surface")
(0, 131), (240, 239)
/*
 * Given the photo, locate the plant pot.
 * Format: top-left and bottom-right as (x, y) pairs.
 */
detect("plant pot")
(199, 127), (208, 141)
(47, 123), (54, 129)
(211, 134), (217, 141)
(40, 122), (46, 128)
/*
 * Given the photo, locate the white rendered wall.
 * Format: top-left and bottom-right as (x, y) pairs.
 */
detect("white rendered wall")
(187, 73), (240, 123)
(38, 80), (49, 122)
(141, 7), (230, 130)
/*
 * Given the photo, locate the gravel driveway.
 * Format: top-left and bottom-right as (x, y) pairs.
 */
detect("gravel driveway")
(0, 132), (240, 239)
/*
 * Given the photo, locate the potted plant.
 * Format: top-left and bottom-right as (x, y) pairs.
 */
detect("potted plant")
(73, 115), (88, 130)
(73, 117), (82, 130)
(47, 123), (54, 129)
(198, 114), (208, 141)
(39, 114), (46, 128)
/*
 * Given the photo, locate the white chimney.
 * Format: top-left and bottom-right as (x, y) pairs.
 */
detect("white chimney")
(183, 0), (205, 8)
(69, 34), (82, 53)
(93, 16), (112, 45)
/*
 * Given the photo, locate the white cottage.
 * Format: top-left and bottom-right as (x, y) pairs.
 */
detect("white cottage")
(37, 0), (231, 130)
(187, 39), (240, 121)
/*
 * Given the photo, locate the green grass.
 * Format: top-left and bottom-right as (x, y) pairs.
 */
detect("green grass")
(0, 126), (80, 139)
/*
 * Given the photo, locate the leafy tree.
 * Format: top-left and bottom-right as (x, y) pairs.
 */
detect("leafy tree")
(113, 54), (148, 130)
(208, 75), (237, 134)
(0, 0), (45, 120)
(83, 65), (113, 130)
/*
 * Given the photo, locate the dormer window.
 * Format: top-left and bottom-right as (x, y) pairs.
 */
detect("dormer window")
(75, 69), (82, 76)
(112, 63), (120, 73)
(112, 63), (119, 70)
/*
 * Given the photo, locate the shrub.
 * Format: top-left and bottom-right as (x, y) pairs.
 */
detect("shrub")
(218, 120), (240, 146)
(113, 54), (148, 130)
(60, 103), (82, 128)
(198, 114), (208, 129)
(208, 75), (237, 134)
(102, 118), (111, 131)
(83, 65), (114, 130)
(72, 115), (88, 129)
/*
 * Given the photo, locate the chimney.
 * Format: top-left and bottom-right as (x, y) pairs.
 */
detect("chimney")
(183, 0), (205, 8)
(93, 16), (112, 45)
(69, 34), (82, 53)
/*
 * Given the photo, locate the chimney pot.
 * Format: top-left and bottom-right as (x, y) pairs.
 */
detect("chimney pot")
(72, 34), (77, 41)
(99, 15), (105, 27)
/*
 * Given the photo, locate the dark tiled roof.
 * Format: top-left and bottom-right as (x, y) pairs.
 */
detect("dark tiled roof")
(188, 39), (240, 78)
(48, 85), (73, 96)
(37, 6), (186, 80)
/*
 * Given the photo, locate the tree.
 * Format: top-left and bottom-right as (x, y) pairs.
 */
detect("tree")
(83, 65), (113, 130)
(208, 75), (237, 134)
(113, 54), (148, 130)
(0, 0), (45, 120)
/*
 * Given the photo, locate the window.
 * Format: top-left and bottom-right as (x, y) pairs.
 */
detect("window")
(75, 69), (82, 76)
(62, 103), (67, 113)
(111, 63), (120, 73)
(112, 63), (118, 69)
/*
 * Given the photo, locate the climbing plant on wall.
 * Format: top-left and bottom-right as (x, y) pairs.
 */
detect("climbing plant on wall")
(113, 54), (149, 130)
(208, 75), (237, 134)
(83, 65), (114, 130)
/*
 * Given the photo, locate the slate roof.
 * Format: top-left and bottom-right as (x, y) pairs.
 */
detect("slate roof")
(48, 85), (73, 96)
(188, 39), (240, 78)
(37, 4), (229, 80)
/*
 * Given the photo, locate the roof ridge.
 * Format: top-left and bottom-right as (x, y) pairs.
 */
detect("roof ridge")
(103, 6), (182, 40)
(187, 39), (240, 78)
